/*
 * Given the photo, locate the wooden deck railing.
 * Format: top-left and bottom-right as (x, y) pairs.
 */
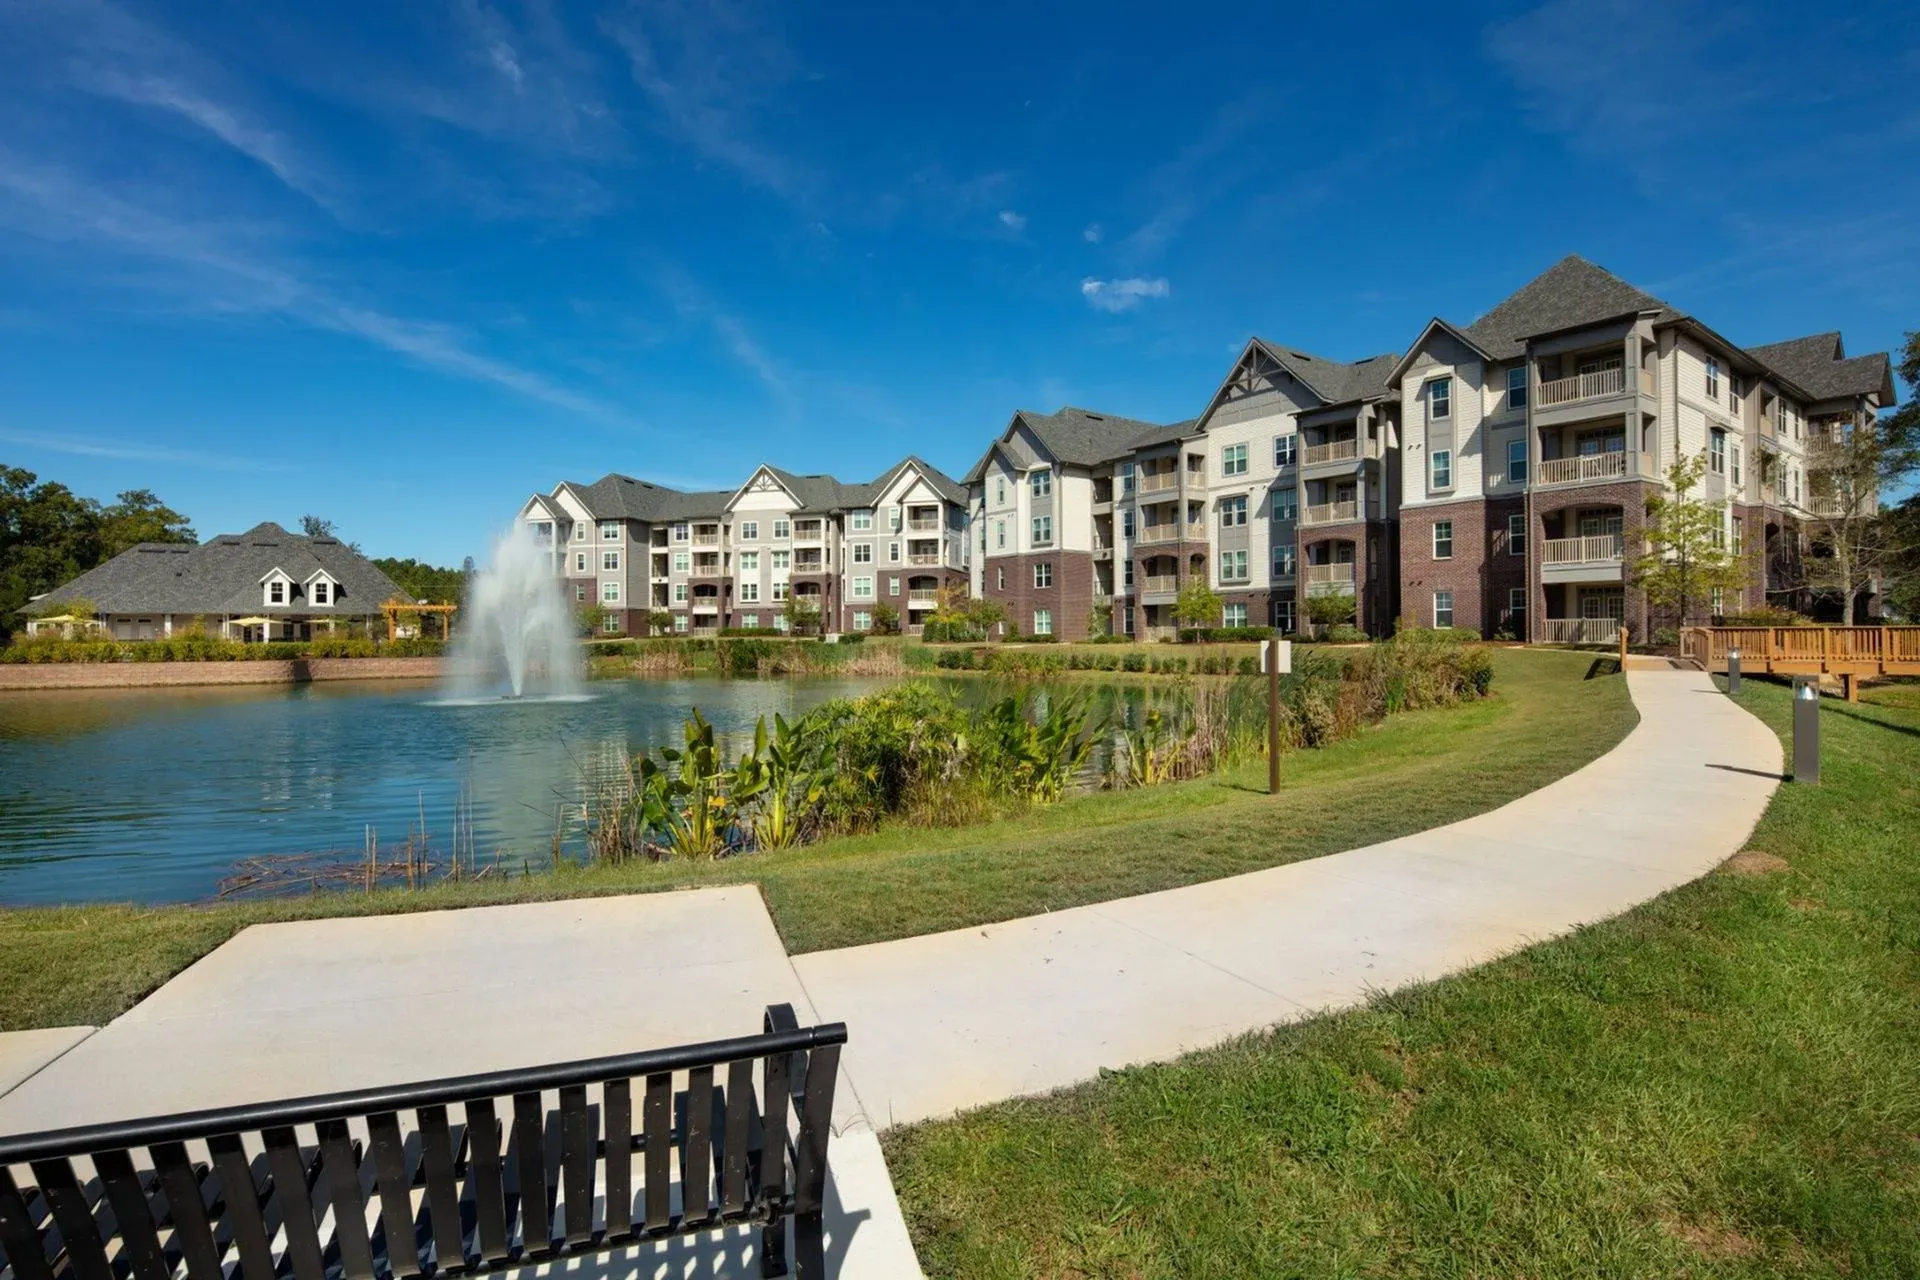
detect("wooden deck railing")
(1541, 534), (1624, 565)
(1537, 451), (1655, 486)
(1302, 438), (1359, 465)
(1541, 618), (1621, 644)
(1682, 626), (1920, 677)
(1139, 472), (1179, 493)
(1305, 564), (1355, 584)
(1303, 500), (1360, 524)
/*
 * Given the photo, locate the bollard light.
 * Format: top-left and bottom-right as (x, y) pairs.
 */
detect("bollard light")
(1792, 677), (1820, 784)
(1726, 646), (1742, 697)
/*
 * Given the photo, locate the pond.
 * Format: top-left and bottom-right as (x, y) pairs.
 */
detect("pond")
(0, 676), (896, 906)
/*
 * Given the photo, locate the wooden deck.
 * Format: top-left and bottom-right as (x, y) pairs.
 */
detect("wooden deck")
(1683, 626), (1920, 682)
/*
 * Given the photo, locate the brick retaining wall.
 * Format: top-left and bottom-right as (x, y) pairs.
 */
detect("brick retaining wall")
(0, 657), (446, 691)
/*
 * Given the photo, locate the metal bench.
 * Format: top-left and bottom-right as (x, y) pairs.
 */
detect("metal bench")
(0, 1004), (844, 1280)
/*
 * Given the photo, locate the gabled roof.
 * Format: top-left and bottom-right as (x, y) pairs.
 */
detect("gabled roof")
(1459, 254), (1683, 360)
(26, 523), (407, 617)
(869, 455), (968, 505)
(1016, 406), (1169, 467)
(764, 466), (870, 514)
(1748, 332), (1897, 403)
(1245, 340), (1401, 406)
(1383, 319), (1492, 387)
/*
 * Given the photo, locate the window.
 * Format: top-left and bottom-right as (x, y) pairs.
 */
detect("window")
(1222, 443), (1248, 477)
(1705, 357), (1720, 401)
(602, 550), (619, 571)
(603, 614), (621, 634)
(1223, 603), (1248, 628)
(1122, 509), (1135, 539)
(738, 551), (758, 572)
(1123, 560), (1134, 590)
(573, 524), (587, 541)
(1433, 590), (1454, 628)
(602, 581), (620, 603)
(600, 521), (621, 540)
(1032, 609), (1053, 637)
(673, 552), (689, 573)
(1728, 377), (1742, 416)
(674, 614), (689, 633)
(1709, 429), (1726, 474)
(1272, 543), (1296, 576)
(1732, 523), (1743, 556)
(889, 506), (902, 532)
(311, 580), (330, 605)
(739, 582), (759, 603)
(1120, 461), (1135, 494)
(1432, 520), (1454, 559)
(888, 542), (900, 563)
(1272, 489), (1298, 522)
(268, 579), (285, 605)
(853, 611), (871, 631)
(1273, 598), (1296, 633)
(889, 577), (900, 596)
(1431, 450), (1453, 489)
(740, 520), (758, 540)
(773, 519), (791, 540)
(740, 614), (759, 629)
(1507, 439), (1527, 484)
(772, 549), (789, 571)
(772, 581), (788, 602)
(1032, 515), (1053, 546)
(1508, 513), (1527, 556)
(1221, 549), (1248, 582)
(1429, 377), (1451, 420)
(851, 510), (873, 531)
(1507, 366), (1528, 410)
(575, 584), (587, 601)
(1731, 444), (1743, 487)
(852, 576), (874, 599)
(1508, 587), (1526, 625)
(853, 543), (873, 563)
(1030, 469), (1052, 498)
(996, 478), (1007, 505)
(770, 615), (786, 633)
(672, 523), (690, 542)
(1273, 435), (1297, 468)
(1220, 496), (1247, 528)
(996, 520), (1007, 549)
(996, 567), (1005, 590)
(1034, 562), (1053, 588)
(575, 552), (588, 572)
(674, 583), (687, 602)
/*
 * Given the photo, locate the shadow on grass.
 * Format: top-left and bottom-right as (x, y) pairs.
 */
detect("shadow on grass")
(1824, 704), (1920, 741)
(1705, 763), (1786, 782)
(1584, 658), (1622, 680)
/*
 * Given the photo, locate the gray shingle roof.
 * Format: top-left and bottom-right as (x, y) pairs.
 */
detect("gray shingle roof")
(1249, 342), (1400, 405)
(1460, 255), (1684, 360)
(27, 523), (408, 617)
(1747, 333), (1895, 403)
(555, 456), (969, 521)
(1016, 406), (1171, 466)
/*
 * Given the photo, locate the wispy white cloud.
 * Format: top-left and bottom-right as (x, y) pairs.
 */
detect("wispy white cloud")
(656, 266), (795, 405)
(0, 428), (283, 472)
(1082, 223), (1102, 244)
(0, 152), (623, 420)
(1080, 276), (1170, 313)
(1120, 94), (1273, 262)
(605, 0), (805, 200)
(997, 209), (1026, 231)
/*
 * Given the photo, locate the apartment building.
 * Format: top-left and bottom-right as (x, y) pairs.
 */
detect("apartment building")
(515, 456), (968, 635)
(1390, 256), (1897, 642)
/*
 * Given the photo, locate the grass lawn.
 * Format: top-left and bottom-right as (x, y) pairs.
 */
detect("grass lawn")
(883, 676), (1920, 1278)
(0, 648), (1633, 1032)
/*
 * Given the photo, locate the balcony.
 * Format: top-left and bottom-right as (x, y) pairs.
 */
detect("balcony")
(1306, 564), (1355, 585)
(907, 516), (940, 533)
(793, 523), (825, 542)
(1536, 450), (1656, 488)
(690, 599), (721, 614)
(691, 532), (721, 547)
(1541, 618), (1620, 644)
(1136, 522), (1204, 545)
(1302, 438), (1359, 466)
(907, 590), (940, 606)
(791, 558), (826, 574)
(907, 551), (943, 566)
(1542, 534), (1624, 565)
(1139, 472), (1179, 494)
(1302, 500), (1360, 525)
(1142, 574), (1179, 594)
(690, 565), (726, 578)
(1535, 366), (1653, 409)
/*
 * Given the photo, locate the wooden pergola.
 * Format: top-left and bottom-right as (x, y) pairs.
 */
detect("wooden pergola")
(382, 601), (459, 641)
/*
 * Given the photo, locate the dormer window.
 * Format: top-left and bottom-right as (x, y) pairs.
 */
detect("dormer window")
(269, 580), (285, 605)
(311, 580), (330, 605)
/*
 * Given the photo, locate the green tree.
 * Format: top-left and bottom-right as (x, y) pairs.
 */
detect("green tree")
(98, 490), (195, 556)
(869, 601), (900, 635)
(371, 557), (468, 603)
(783, 594), (822, 636)
(1172, 578), (1223, 629)
(1306, 591), (1356, 627)
(1629, 456), (1748, 627)
(0, 467), (106, 639)
(575, 602), (610, 635)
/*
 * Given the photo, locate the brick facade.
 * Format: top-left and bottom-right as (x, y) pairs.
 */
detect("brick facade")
(0, 657), (445, 691)
(1301, 521), (1395, 636)
(1399, 499), (1525, 637)
(984, 551), (1095, 638)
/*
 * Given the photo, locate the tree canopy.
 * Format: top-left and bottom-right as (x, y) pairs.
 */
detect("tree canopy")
(1628, 456), (1748, 627)
(370, 557), (469, 603)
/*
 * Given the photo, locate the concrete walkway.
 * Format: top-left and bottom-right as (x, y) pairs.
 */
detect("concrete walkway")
(793, 666), (1781, 1127)
(0, 666), (1779, 1277)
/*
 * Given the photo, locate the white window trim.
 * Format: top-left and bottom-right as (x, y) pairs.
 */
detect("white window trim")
(1431, 450), (1453, 490)
(1428, 376), (1452, 420)
(1432, 521), (1454, 560)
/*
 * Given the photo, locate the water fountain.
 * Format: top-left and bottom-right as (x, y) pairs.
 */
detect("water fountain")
(444, 525), (584, 701)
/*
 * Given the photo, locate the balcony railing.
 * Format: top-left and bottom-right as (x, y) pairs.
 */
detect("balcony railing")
(1142, 574), (1179, 593)
(907, 552), (943, 566)
(792, 559), (825, 574)
(691, 533), (721, 546)
(1541, 618), (1621, 644)
(1136, 523), (1203, 545)
(793, 524), (825, 541)
(1139, 472), (1179, 493)
(690, 565), (726, 578)
(1302, 438), (1359, 465)
(1303, 500), (1360, 524)
(907, 591), (939, 606)
(1536, 366), (1651, 408)
(907, 517), (940, 532)
(1542, 533), (1624, 565)
(1306, 564), (1355, 585)
(1536, 450), (1654, 487)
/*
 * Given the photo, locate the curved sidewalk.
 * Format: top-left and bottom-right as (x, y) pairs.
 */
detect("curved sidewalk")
(793, 666), (1782, 1129)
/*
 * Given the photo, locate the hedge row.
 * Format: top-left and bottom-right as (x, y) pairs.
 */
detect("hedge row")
(1, 635), (446, 664)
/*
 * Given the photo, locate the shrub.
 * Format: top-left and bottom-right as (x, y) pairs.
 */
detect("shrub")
(1306, 592), (1357, 626)
(1178, 626), (1276, 643)
(920, 620), (986, 643)
(1718, 606), (1817, 627)
(1324, 624), (1369, 644)
(1121, 652), (1147, 672)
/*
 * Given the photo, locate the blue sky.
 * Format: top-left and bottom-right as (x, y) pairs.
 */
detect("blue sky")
(1, 0), (1915, 566)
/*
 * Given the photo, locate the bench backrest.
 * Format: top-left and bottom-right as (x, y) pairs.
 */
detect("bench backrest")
(0, 1003), (843, 1280)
